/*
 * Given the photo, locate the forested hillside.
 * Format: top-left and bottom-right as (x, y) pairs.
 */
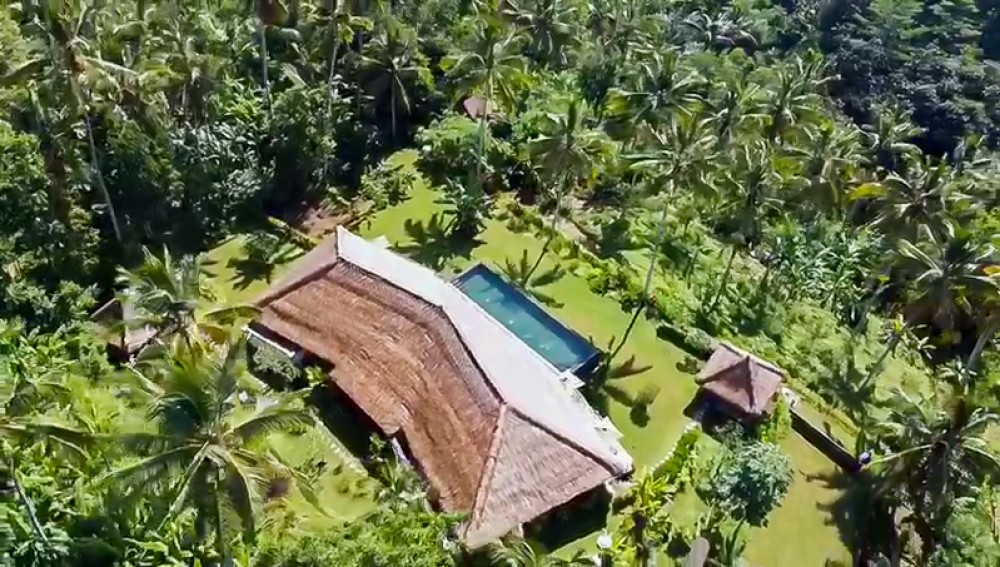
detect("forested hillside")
(1, 1), (999, 566)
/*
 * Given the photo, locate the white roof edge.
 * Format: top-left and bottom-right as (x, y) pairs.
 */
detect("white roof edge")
(334, 228), (632, 472)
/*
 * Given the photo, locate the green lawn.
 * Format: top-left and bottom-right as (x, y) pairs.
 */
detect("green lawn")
(359, 151), (853, 564)
(202, 234), (303, 305)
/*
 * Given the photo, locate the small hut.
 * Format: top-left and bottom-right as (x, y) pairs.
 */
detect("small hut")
(696, 343), (785, 425)
(459, 95), (497, 121)
(91, 297), (158, 361)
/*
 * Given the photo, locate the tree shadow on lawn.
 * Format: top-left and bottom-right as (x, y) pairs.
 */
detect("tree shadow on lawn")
(393, 214), (481, 273)
(583, 354), (657, 426)
(221, 242), (303, 292)
(495, 250), (568, 308)
(804, 468), (871, 559)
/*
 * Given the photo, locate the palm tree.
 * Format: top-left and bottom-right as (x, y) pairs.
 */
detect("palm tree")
(445, 12), (526, 184)
(503, 0), (581, 67)
(872, 389), (1000, 555)
(249, 0), (292, 112)
(103, 337), (316, 561)
(604, 48), (702, 143)
(862, 103), (922, 173)
(361, 22), (430, 141)
(892, 224), (998, 333)
(525, 98), (611, 281)
(3, 1), (138, 245)
(705, 140), (786, 313)
(488, 536), (591, 566)
(116, 247), (259, 350)
(705, 70), (764, 150)
(789, 122), (865, 218)
(611, 117), (717, 359)
(863, 156), (962, 241)
(762, 53), (827, 143)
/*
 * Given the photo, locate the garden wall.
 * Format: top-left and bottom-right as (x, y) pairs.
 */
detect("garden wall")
(790, 409), (860, 473)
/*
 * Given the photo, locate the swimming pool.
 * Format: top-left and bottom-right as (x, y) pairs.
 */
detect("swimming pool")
(453, 264), (601, 375)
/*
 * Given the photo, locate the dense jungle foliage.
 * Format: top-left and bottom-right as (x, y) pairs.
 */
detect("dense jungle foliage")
(2, 0), (1000, 566)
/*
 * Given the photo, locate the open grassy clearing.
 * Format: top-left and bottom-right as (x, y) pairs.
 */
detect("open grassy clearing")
(358, 152), (852, 564)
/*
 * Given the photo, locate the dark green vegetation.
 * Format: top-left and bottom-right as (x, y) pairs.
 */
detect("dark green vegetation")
(2, 0), (1000, 566)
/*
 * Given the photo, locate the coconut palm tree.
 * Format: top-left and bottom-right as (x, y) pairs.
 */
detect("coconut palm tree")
(604, 48), (702, 143)
(872, 389), (1000, 555)
(445, 12), (526, 184)
(705, 70), (765, 150)
(892, 224), (998, 333)
(503, 0), (581, 67)
(863, 156), (963, 241)
(116, 247), (259, 350)
(789, 122), (865, 218)
(361, 21), (430, 141)
(762, 53), (827, 142)
(525, 97), (612, 281)
(862, 103), (922, 173)
(103, 337), (316, 561)
(2, 0), (140, 245)
(705, 140), (787, 313)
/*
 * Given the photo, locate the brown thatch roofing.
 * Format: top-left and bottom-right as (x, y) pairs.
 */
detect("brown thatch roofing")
(697, 342), (784, 421)
(255, 228), (631, 547)
(460, 95), (496, 120)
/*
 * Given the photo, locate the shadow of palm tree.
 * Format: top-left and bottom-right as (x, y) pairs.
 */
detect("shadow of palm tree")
(594, 217), (644, 260)
(495, 251), (568, 308)
(805, 469), (875, 558)
(227, 244), (303, 291)
(582, 351), (658, 426)
(393, 214), (481, 272)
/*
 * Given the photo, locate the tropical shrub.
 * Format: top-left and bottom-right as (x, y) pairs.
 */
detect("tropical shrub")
(699, 439), (794, 528)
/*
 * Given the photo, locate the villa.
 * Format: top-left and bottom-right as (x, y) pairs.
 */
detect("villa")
(250, 227), (633, 547)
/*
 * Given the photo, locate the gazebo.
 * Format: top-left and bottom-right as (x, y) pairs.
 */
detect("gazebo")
(696, 343), (785, 425)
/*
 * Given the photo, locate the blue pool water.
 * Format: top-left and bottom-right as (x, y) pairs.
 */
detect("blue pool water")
(453, 264), (600, 374)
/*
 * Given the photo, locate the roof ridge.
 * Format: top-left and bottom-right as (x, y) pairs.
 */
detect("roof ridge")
(742, 356), (757, 412)
(465, 405), (509, 538)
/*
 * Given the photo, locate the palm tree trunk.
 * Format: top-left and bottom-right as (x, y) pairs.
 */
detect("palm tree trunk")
(213, 472), (227, 564)
(867, 328), (903, 384)
(390, 87), (397, 142)
(706, 246), (738, 314)
(83, 111), (124, 245)
(259, 23), (271, 114)
(12, 464), (48, 544)
(609, 209), (666, 362)
(524, 187), (564, 284)
(968, 319), (999, 373)
(477, 80), (493, 191)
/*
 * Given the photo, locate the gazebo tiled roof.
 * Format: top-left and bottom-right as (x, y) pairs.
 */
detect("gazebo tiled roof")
(697, 343), (785, 421)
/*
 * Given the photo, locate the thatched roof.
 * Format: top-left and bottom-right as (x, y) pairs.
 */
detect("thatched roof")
(697, 343), (784, 421)
(255, 227), (632, 547)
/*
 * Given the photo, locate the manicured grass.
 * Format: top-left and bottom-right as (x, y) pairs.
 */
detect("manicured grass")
(267, 426), (376, 532)
(361, 151), (854, 563)
(202, 234), (303, 305)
